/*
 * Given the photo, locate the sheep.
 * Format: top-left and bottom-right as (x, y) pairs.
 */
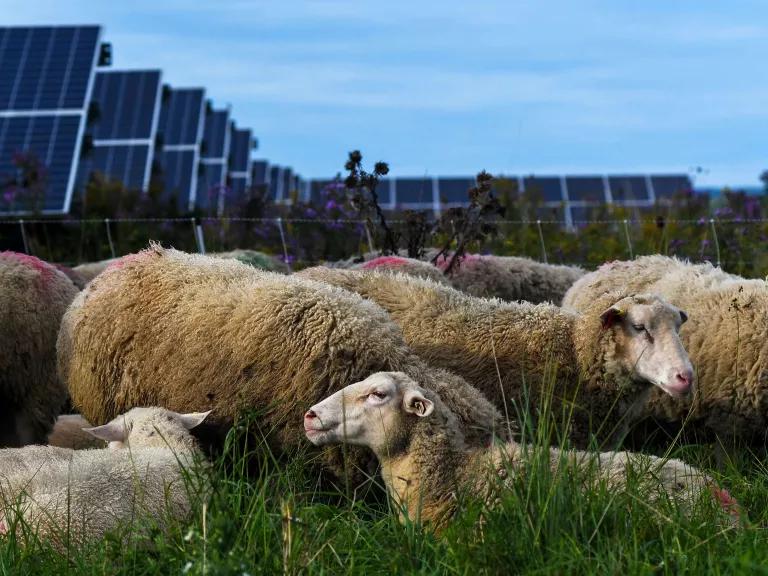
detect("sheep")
(428, 251), (585, 304)
(296, 266), (693, 448)
(0, 252), (80, 446)
(305, 372), (740, 530)
(52, 263), (87, 290)
(58, 245), (504, 481)
(46, 415), (105, 450)
(563, 255), (768, 445)
(212, 249), (290, 273)
(0, 407), (209, 546)
(72, 257), (120, 283)
(351, 255), (449, 285)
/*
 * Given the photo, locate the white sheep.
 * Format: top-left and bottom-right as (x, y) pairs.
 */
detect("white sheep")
(0, 407), (210, 546)
(562, 255), (768, 445)
(305, 372), (741, 530)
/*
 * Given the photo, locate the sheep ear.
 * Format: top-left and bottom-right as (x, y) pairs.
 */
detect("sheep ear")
(679, 309), (688, 324)
(600, 306), (625, 329)
(83, 419), (128, 442)
(177, 410), (212, 430)
(403, 390), (434, 418)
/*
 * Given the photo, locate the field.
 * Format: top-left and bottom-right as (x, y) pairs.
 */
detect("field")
(1, 389), (768, 575)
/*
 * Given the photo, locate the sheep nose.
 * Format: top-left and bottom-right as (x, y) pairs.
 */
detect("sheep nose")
(304, 409), (317, 420)
(675, 369), (694, 391)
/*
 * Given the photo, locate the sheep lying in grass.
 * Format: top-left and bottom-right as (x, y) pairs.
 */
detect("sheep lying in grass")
(58, 245), (504, 481)
(352, 255), (449, 284)
(305, 372), (741, 530)
(0, 407), (209, 546)
(427, 251), (585, 304)
(563, 255), (768, 444)
(0, 252), (80, 446)
(297, 267), (693, 447)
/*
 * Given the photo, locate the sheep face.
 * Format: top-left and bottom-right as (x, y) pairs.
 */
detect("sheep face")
(83, 407), (211, 449)
(304, 372), (434, 454)
(601, 294), (693, 397)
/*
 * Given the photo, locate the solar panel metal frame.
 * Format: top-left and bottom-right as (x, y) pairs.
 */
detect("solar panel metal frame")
(0, 25), (102, 214)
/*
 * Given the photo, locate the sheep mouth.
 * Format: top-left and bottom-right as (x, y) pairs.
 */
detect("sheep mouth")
(658, 380), (693, 398)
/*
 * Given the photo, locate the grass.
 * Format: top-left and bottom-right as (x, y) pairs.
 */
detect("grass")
(1, 404), (767, 576)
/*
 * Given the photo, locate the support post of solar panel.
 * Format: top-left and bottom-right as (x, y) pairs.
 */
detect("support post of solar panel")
(709, 219), (720, 268)
(191, 217), (206, 255)
(276, 217), (292, 272)
(104, 218), (116, 259)
(18, 220), (29, 255)
(364, 222), (376, 253)
(536, 220), (548, 264)
(623, 219), (633, 260)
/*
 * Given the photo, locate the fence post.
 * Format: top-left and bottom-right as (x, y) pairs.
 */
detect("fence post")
(623, 219), (634, 260)
(276, 217), (292, 272)
(18, 219), (29, 254)
(364, 222), (376, 253)
(536, 220), (548, 264)
(104, 218), (116, 259)
(709, 219), (721, 268)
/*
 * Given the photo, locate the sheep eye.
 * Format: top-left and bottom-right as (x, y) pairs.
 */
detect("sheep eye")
(368, 391), (386, 400)
(631, 324), (645, 332)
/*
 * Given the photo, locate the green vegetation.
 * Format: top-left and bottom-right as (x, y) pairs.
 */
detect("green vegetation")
(1, 403), (767, 575)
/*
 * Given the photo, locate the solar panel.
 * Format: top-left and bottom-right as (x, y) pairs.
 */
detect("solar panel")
(76, 69), (162, 194)
(608, 176), (650, 203)
(651, 175), (692, 200)
(0, 25), (101, 213)
(155, 87), (205, 212)
(565, 176), (606, 203)
(251, 160), (269, 186)
(522, 177), (563, 203)
(437, 177), (474, 204)
(373, 178), (392, 206)
(227, 126), (252, 206)
(395, 177), (434, 208)
(197, 107), (230, 214)
(268, 165), (282, 202)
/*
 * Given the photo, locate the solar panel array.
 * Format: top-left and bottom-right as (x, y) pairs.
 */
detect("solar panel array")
(0, 25), (101, 213)
(76, 69), (162, 194)
(155, 87), (205, 212)
(304, 174), (692, 224)
(197, 106), (230, 214)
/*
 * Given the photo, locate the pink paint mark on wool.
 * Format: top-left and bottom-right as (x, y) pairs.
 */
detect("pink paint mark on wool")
(434, 253), (483, 271)
(105, 252), (145, 272)
(362, 256), (409, 270)
(0, 251), (55, 283)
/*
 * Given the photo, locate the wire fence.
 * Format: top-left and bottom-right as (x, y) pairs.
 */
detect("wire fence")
(2, 215), (768, 276)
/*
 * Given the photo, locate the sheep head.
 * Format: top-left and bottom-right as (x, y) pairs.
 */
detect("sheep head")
(304, 372), (434, 456)
(83, 407), (211, 450)
(600, 294), (693, 397)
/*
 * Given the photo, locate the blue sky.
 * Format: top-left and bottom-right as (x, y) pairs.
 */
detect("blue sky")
(5, 1), (767, 186)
